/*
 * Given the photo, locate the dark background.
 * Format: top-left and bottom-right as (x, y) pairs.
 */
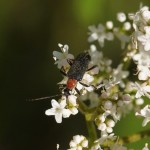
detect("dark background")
(0, 0), (150, 150)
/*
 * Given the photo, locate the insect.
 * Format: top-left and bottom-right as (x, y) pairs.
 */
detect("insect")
(30, 52), (96, 101)
(60, 52), (96, 96)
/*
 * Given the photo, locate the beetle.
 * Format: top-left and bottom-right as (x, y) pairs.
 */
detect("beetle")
(29, 52), (96, 101)
(60, 52), (96, 96)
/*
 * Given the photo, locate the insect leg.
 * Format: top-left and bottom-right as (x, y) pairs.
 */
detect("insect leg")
(67, 59), (74, 66)
(75, 87), (81, 95)
(86, 65), (97, 71)
(79, 82), (97, 90)
(60, 66), (67, 76)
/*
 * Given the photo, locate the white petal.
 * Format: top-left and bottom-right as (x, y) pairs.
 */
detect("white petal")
(67, 54), (74, 59)
(88, 33), (98, 42)
(144, 86), (150, 92)
(68, 95), (77, 105)
(76, 83), (83, 90)
(63, 45), (69, 53)
(70, 108), (78, 115)
(106, 127), (113, 133)
(98, 123), (106, 131)
(60, 99), (67, 108)
(145, 42), (150, 51)
(142, 118), (150, 126)
(135, 91), (142, 98)
(51, 99), (60, 108)
(45, 108), (55, 116)
(53, 51), (64, 59)
(55, 113), (63, 123)
(58, 43), (63, 48)
(138, 71), (148, 80)
(62, 109), (71, 118)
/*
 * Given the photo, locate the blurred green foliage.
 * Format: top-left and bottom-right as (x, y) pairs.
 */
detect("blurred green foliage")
(0, 0), (150, 150)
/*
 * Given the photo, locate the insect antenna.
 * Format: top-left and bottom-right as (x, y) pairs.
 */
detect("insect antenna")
(28, 94), (62, 102)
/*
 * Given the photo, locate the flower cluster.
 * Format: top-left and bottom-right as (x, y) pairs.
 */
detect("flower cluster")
(45, 5), (150, 150)
(69, 135), (88, 150)
(45, 95), (78, 123)
(131, 6), (150, 81)
(88, 12), (132, 49)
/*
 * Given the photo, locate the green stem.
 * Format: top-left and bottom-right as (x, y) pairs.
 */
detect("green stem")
(85, 116), (97, 147)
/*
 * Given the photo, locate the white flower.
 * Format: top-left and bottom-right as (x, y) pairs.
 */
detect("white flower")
(104, 100), (113, 110)
(132, 6), (150, 31)
(117, 12), (126, 22)
(98, 133), (117, 144)
(137, 26), (150, 51)
(112, 64), (129, 88)
(122, 94), (131, 101)
(106, 21), (113, 30)
(103, 104), (120, 122)
(135, 105), (150, 126)
(53, 44), (74, 69)
(76, 73), (94, 93)
(69, 135), (88, 150)
(135, 98), (144, 105)
(134, 82), (150, 98)
(88, 45), (112, 73)
(123, 22), (131, 31)
(88, 24), (114, 47)
(45, 99), (71, 123)
(96, 114), (115, 134)
(142, 143), (149, 150)
(99, 78), (119, 91)
(56, 144), (59, 150)
(137, 65), (150, 80)
(68, 95), (78, 115)
(133, 50), (150, 80)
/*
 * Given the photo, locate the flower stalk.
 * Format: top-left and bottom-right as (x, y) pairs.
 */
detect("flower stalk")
(85, 116), (97, 147)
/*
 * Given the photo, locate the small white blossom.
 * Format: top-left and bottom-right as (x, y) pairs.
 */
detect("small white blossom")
(134, 82), (150, 98)
(68, 95), (78, 115)
(106, 21), (113, 30)
(45, 99), (71, 123)
(122, 94), (131, 101)
(76, 73), (94, 93)
(135, 98), (144, 105)
(96, 114), (115, 134)
(133, 50), (150, 80)
(117, 12), (126, 22)
(88, 24), (114, 47)
(56, 144), (59, 150)
(69, 135), (88, 150)
(53, 44), (74, 69)
(136, 105), (150, 126)
(123, 22), (131, 31)
(99, 78), (120, 91)
(142, 143), (149, 150)
(104, 100), (113, 110)
(88, 44), (112, 73)
(112, 64), (129, 88)
(103, 104), (120, 122)
(137, 26), (150, 51)
(98, 133), (117, 144)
